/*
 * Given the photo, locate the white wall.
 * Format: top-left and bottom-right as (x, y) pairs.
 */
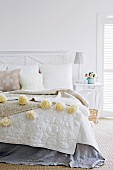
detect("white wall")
(0, 0), (113, 81)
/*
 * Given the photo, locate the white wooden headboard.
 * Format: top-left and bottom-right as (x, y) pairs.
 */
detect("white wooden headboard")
(0, 51), (68, 65)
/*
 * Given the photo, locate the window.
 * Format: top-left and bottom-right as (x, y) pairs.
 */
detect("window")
(103, 18), (113, 116)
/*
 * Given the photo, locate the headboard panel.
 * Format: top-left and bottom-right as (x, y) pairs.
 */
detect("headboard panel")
(0, 51), (68, 66)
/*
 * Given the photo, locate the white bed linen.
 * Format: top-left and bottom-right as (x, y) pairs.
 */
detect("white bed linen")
(7, 63), (39, 74)
(0, 64), (7, 71)
(20, 73), (44, 91)
(40, 64), (73, 89)
(0, 94), (99, 155)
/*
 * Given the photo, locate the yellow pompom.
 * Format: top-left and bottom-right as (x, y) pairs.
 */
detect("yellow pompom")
(40, 100), (52, 109)
(18, 95), (28, 105)
(26, 110), (37, 120)
(67, 104), (79, 114)
(0, 117), (12, 127)
(55, 102), (65, 112)
(0, 94), (7, 103)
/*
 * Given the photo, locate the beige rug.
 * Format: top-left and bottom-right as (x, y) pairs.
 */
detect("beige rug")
(0, 118), (113, 170)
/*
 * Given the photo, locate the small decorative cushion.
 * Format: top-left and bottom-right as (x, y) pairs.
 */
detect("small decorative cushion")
(0, 69), (20, 92)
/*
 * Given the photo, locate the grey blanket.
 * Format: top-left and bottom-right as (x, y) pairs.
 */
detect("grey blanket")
(0, 143), (105, 168)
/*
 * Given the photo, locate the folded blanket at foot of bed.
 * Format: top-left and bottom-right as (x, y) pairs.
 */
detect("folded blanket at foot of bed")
(0, 142), (105, 168)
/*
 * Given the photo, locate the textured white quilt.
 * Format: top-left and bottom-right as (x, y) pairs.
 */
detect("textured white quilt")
(0, 90), (99, 155)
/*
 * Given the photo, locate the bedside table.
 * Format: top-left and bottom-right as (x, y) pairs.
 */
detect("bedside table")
(73, 83), (103, 121)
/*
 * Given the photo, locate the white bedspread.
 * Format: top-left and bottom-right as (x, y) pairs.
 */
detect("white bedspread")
(0, 93), (99, 155)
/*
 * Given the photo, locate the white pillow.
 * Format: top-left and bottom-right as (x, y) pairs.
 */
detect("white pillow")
(40, 64), (73, 89)
(0, 64), (7, 71)
(20, 73), (44, 91)
(7, 63), (39, 76)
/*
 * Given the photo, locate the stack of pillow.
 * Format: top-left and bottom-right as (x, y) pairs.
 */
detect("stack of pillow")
(0, 63), (73, 92)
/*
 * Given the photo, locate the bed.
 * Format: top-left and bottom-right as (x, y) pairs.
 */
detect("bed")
(0, 51), (105, 168)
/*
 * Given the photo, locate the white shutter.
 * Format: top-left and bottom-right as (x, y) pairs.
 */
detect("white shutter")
(103, 20), (113, 113)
